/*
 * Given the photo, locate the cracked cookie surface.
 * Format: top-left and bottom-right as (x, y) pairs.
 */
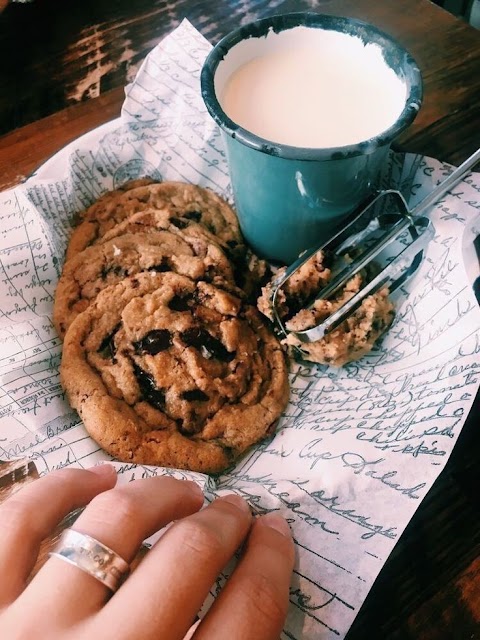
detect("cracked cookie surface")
(54, 231), (235, 338)
(66, 182), (245, 261)
(60, 272), (289, 474)
(97, 208), (270, 301)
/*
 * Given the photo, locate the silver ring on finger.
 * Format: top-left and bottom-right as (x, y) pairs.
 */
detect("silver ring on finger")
(49, 529), (130, 592)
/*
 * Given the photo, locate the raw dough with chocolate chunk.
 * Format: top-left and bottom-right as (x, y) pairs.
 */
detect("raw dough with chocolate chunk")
(258, 251), (332, 321)
(54, 231), (234, 338)
(60, 272), (289, 474)
(258, 250), (395, 367)
(66, 181), (245, 262)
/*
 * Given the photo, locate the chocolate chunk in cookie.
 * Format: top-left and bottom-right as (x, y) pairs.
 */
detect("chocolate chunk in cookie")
(60, 272), (289, 474)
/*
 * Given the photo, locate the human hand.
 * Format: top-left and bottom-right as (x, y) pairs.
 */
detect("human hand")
(0, 465), (295, 639)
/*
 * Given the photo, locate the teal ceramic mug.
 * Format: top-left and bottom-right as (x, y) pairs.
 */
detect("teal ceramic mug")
(201, 12), (422, 264)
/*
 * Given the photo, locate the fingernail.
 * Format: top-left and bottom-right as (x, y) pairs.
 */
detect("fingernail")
(185, 481), (204, 500)
(88, 464), (116, 477)
(260, 512), (291, 537)
(219, 493), (251, 513)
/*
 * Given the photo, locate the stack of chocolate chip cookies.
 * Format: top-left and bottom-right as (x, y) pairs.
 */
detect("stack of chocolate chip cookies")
(56, 180), (290, 474)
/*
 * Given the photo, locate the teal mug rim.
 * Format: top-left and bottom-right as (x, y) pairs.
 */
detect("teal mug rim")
(201, 12), (423, 161)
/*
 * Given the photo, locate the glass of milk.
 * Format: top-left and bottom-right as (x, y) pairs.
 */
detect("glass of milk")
(201, 12), (422, 264)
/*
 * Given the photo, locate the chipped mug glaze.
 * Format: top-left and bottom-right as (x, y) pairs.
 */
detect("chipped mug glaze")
(201, 13), (422, 264)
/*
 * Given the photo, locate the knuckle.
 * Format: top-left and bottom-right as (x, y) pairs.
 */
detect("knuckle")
(237, 572), (286, 627)
(0, 498), (32, 537)
(45, 468), (84, 494)
(89, 488), (139, 524)
(173, 519), (223, 562)
(46, 467), (81, 483)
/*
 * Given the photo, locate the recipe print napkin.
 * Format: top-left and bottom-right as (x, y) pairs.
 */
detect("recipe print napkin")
(1, 20), (479, 640)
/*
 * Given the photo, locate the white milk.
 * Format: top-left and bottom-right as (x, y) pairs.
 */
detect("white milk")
(218, 27), (407, 148)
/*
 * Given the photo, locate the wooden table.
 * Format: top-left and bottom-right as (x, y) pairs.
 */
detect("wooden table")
(0, 1), (479, 638)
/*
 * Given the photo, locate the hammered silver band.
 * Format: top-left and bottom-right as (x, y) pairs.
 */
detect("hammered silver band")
(49, 529), (130, 592)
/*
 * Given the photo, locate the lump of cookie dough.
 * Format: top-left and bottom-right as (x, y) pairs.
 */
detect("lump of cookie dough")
(258, 250), (395, 367)
(60, 271), (289, 474)
(258, 250), (331, 321)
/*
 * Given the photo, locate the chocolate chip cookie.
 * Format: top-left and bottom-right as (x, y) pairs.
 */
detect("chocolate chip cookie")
(70, 178), (154, 234)
(66, 182), (244, 261)
(54, 231), (235, 339)
(97, 208), (270, 301)
(60, 272), (289, 473)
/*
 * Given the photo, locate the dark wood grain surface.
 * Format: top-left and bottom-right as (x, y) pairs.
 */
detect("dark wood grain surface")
(0, 1), (479, 638)
(0, 0), (479, 164)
